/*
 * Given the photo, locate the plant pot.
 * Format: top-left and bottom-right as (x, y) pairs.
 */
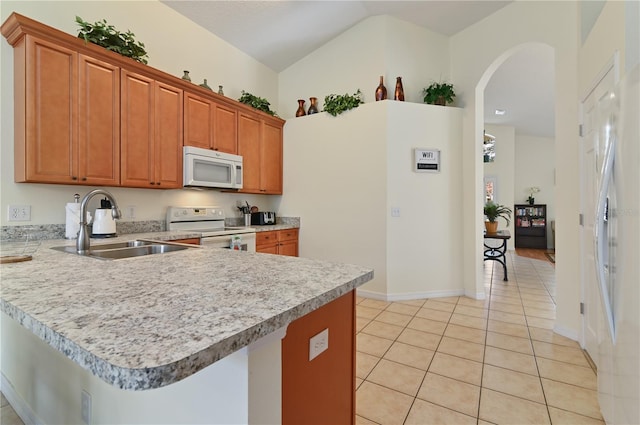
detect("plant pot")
(485, 221), (499, 234)
(435, 95), (446, 106)
(528, 197), (535, 205)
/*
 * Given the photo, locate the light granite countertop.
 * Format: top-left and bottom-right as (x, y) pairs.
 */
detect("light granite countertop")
(0, 232), (373, 391)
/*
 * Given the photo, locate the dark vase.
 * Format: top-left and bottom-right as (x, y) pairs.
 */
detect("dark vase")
(528, 197), (535, 205)
(375, 76), (387, 101)
(394, 77), (405, 101)
(296, 99), (306, 117)
(307, 97), (318, 114)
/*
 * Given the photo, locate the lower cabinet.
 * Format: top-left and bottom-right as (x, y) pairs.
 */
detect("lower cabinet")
(282, 290), (355, 424)
(172, 238), (200, 245)
(256, 229), (298, 256)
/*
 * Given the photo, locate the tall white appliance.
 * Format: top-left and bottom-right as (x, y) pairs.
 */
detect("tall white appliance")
(594, 64), (639, 425)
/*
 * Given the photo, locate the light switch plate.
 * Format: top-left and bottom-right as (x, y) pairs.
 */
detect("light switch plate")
(309, 328), (329, 361)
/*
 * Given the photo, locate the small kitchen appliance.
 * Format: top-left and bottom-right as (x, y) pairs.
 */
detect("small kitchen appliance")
(183, 146), (243, 189)
(251, 211), (276, 225)
(166, 206), (256, 251)
(92, 198), (117, 238)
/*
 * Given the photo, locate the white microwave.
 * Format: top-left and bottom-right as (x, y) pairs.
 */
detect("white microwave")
(183, 146), (243, 189)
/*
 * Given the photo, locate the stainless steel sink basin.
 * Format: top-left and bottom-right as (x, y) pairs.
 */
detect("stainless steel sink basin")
(51, 240), (199, 260)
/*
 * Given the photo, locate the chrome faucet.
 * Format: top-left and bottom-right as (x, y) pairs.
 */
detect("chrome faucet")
(77, 189), (121, 254)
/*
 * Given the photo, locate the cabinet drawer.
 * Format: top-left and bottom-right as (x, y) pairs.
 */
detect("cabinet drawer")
(256, 231), (277, 246)
(279, 228), (299, 242)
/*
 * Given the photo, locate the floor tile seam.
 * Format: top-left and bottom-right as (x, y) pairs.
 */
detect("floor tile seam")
(378, 354), (433, 373)
(403, 297), (461, 424)
(536, 374), (598, 391)
(484, 342), (534, 357)
(363, 375), (424, 399)
(480, 382), (548, 406)
(545, 404), (606, 422)
(411, 393), (479, 421)
(531, 351), (591, 368)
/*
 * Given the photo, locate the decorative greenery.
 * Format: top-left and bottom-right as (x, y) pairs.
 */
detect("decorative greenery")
(323, 90), (364, 116)
(484, 201), (512, 225)
(422, 81), (456, 105)
(238, 91), (277, 116)
(75, 16), (148, 64)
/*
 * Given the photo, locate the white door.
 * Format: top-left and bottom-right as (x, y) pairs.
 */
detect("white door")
(580, 61), (616, 366)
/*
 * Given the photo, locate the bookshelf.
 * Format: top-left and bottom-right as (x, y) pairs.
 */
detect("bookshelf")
(514, 204), (547, 249)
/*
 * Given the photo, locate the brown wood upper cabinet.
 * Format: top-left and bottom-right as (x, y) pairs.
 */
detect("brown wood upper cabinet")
(184, 92), (238, 154)
(238, 112), (283, 194)
(3, 13), (284, 192)
(12, 35), (120, 185)
(121, 70), (183, 189)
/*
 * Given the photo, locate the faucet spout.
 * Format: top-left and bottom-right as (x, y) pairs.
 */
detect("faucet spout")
(77, 189), (121, 254)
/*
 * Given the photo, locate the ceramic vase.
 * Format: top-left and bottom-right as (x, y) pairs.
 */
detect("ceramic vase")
(296, 99), (306, 117)
(181, 70), (191, 82)
(394, 77), (405, 101)
(375, 76), (387, 101)
(307, 97), (318, 114)
(199, 79), (212, 91)
(218, 85), (224, 95)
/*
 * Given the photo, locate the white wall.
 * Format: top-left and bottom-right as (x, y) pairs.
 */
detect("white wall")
(277, 15), (450, 118)
(0, 1), (280, 227)
(514, 134), (556, 248)
(386, 102), (463, 298)
(483, 125), (516, 239)
(277, 103), (388, 295)
(278, 101), (463, 300)
(450, 1), (581, 333)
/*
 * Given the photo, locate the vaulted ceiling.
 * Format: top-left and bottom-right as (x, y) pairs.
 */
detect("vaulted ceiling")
(163, 1), (555, 137)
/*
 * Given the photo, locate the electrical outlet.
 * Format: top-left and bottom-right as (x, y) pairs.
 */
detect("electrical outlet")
(8, 205), (31, 221)
(391, 207), (400, 217)
(81, 390), (91, 424)
(126, 205), (136, 220)
(309, 328), (329, 361)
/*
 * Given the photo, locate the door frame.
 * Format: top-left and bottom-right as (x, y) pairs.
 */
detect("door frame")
(578, 52), (619, 357)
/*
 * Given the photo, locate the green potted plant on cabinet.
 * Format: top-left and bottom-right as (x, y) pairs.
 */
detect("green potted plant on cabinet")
(484, 201), (512, 234)
(422, 81), (455, 106)
(75, 16), (149, 64)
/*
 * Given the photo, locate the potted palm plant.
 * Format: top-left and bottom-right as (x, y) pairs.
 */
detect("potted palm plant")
(484, 201), (512, 234)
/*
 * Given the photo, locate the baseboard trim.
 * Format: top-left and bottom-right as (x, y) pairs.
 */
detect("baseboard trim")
(356, 288), (466, 302)
(1, 373), (42, 425)
(553, 324), (579, 342)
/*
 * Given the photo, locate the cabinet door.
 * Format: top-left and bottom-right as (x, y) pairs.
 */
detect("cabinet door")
(237, 112), (261, 192)
(154, 82), (183, 188)
(213, 102), (238, 154)
(78, 54), (120, 186)
(20, 36), (77, 183)
(261, 120), (283, 194)
(184, 92), (213, 150)
(278, 240), (298, 257)
(120, 70), (154, 188)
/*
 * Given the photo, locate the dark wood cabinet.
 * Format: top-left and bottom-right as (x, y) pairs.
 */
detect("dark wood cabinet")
(514, 204), (547, 249)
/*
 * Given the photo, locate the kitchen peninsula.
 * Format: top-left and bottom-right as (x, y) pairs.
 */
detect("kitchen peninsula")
(0, 233), (373, 424)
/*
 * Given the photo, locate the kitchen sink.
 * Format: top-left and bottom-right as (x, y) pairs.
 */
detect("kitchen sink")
(51, 240), (199, 260)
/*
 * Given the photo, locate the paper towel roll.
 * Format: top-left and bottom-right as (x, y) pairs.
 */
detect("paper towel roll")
(65, 202), (81, 239)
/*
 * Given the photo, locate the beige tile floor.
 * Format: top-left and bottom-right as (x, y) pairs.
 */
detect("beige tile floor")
(1, 253), (601, 425)
(1, 392), (24, 425)
(356, 252), (604, 425)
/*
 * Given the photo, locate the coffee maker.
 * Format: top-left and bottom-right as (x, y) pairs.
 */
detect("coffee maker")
(92, 197), (117, 238)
